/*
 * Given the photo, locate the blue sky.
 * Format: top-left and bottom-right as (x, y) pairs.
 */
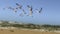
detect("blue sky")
(0, 0), (60, 25)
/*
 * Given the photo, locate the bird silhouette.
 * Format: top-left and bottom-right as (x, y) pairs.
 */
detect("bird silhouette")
(16, 3), (22, 9)
(27, 5), (31, 8)
(19, 13), (24, 17)
(3, 3), (43, 17)
(22, 9), (26, 14)
(27, 5), (33, 16)
(35, 8), (42, 13)
(39, 8), (42, 13)
(5, 6), (18, 13)
(19, 9), (26, 17)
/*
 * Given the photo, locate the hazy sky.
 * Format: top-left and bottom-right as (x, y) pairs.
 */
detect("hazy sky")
(0, 0), (60, 25)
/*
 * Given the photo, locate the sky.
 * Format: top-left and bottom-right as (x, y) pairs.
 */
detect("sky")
(0, 0), (60, 25)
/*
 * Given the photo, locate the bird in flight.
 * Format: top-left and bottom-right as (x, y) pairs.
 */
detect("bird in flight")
(35, 8), (42, 13)
(19, 9), (26, 17)
(39, 8), (42, 13)
(22, 9), (26, 14)
(16, 3), (22, 9)
(2, 3), (43, 17)
(19, 13), (24, 17)
(7, 6), (18, 13)
(16, 3), (26, 14)
(27, 5), (33, 16)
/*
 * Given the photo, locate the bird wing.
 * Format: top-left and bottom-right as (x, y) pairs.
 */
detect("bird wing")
(39, 8), (42, 13)
(16, 3), (20, 6)
(22, 9), (26, 14)
(29, 6), (33, 16)
(16, 3), (22, 9)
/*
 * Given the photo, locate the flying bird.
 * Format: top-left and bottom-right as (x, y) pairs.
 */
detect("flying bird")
(19, 9), (26, 17)
(27, 5), (33, 16)
(39, 8), (42, 13)
(13, 8), (17, 13)
(29, 6), (33, 16)
(19, 13), (24, 17)
(16, 3), (20, 6)
(16, 3), (22, 9)
(35, 8), (42, 13)
(27, 5), (31, 8)
(7, 6), (18, 13)
(22, 9), (26, 14)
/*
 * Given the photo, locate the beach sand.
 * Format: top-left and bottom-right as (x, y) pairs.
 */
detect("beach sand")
(0, 29), (60, 34)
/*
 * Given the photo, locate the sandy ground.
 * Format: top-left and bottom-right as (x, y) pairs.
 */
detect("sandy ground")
(0, 29), (60, 34)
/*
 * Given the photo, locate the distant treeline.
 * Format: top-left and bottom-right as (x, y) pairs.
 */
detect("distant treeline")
(0, 21), (60, 31)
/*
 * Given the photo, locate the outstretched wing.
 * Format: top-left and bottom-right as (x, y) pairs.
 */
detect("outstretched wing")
(8, 6), (18, 13)
(16, 3), (20, 6)
(27, 5), (33, 16)
(16, 3), (22, 9)
(22, 9), (26, 14)
(13, 8), (17, 13)
(19, 13), (24, 17)
(39, 8), (42, 13)
(27, 5), (30, 8)
(29, 6), (33, 16)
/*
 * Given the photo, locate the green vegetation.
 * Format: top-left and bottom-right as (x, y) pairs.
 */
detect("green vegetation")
(0, 21), (60, 31)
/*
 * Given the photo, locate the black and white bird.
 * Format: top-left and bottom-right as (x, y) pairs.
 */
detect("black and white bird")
(27, 5), (33, 16)
(35, 8), (42, 13)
